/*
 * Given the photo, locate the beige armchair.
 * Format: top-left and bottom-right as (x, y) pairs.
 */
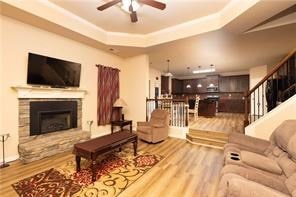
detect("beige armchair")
(137, 109), (169, 143)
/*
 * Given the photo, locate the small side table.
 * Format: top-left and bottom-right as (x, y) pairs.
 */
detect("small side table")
(111, 120), (132, 133)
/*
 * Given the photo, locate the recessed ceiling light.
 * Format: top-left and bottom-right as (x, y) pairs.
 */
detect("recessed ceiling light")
(109, 48), (119, 53)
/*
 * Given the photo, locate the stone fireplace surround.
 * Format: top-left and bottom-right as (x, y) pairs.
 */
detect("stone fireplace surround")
(13, 86), (90, 163)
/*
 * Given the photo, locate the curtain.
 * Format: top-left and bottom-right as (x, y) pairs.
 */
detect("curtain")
(97, 65), (119, 125)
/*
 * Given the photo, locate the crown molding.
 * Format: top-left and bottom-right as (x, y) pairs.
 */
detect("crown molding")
(1, 0), (260, 47)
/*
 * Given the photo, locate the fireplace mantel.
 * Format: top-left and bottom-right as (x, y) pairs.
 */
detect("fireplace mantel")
(11, 85), (87, 99)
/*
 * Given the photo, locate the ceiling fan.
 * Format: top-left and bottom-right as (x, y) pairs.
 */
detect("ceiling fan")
(97, 0), (166, 23)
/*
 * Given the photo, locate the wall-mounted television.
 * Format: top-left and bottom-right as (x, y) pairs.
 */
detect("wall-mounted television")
(27, 53), (81, 88)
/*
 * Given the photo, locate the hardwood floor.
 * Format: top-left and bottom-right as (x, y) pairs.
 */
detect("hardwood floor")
(0, 137), (223, 197)
(189, 113), (244, 134)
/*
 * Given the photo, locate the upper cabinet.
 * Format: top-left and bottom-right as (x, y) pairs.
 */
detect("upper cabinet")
(169, 74), (249, 95)
(183, 79), (195, 94)
(206, 75), (219, 87)
(161, 76), (169, 94)
(219, 75), (249, 93)
(197, 78), (207, 93)
(172, 78), (183, 94)
(182, 78), (207, 94)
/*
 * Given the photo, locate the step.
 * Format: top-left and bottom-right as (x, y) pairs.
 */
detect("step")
(186, 133), (226, 149)
(189, 129), (229, 141)
(187, 133), (227, 144)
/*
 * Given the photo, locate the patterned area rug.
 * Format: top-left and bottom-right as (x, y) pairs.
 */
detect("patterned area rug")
(12, 148), (163, 197)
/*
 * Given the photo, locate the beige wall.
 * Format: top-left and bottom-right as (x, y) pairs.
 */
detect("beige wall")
(121, 55), (150, 125)
(149, 67), (162, 98)
(0, 16), (3, 134)
(246, 95), (296, 140)
(249, 65), (267, 115)
(0, 16), (130, 161)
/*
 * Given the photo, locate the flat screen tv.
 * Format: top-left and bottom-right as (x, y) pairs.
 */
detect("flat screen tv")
(27, 53), (81, 87)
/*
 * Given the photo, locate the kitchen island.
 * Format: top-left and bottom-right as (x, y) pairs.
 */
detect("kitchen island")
(198, 99), (217, 117)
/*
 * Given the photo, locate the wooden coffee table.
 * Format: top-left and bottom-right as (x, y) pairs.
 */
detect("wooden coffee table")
(73, 131), (137, 181)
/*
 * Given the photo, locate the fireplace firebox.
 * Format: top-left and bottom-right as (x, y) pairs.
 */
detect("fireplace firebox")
(30, 101), (77, 136)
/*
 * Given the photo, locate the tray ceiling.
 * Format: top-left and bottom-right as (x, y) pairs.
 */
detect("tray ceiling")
(49, 0), (231, 34)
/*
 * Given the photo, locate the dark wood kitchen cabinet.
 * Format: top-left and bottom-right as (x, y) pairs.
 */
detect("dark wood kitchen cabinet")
(219, 77), (230, 92)
(206, 75), (219, 87)
(197, 78), (207, 93)
(183, 79), (195, 94)
(161, 76), (169, 94)
(219, 75), (249, 93)
(172, 78), (183, 94)
(182, 78), (207, 94)
(218, 99), (245, 113)
(199, 99), (216, 117)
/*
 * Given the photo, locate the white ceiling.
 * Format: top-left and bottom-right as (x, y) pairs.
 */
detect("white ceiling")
(49, 0), (231, 34)
(147, 23), (296, 76)
(1, 0), (295, 76)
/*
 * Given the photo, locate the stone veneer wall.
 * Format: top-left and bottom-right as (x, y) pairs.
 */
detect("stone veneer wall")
(18, 98), (90, 163)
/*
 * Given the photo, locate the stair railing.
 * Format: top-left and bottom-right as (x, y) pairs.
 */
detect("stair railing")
(244, 49), (296, 126)
(146, 98), (189, 127)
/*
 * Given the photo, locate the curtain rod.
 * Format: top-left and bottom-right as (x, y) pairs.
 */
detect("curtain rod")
(96, 64), (120, 72)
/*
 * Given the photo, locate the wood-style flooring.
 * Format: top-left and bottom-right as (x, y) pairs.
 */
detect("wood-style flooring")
(0, 137), (223, 197)
(189, 113), (244, 134)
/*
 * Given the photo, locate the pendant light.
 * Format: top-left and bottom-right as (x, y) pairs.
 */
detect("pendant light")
(185, 66), (191, 88)
(197, 66), (202, 88)
(164, 59), (173, 77)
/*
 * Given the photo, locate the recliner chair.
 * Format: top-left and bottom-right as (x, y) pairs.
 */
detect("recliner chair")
(137, 109), (169, 143)
(217, 120), (296, 197)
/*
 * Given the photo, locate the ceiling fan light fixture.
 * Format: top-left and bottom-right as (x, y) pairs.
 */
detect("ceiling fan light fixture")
(121, 0), (140, 12)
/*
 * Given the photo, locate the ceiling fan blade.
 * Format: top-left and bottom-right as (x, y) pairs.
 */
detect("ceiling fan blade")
(138, 0), (166, 10)
(130, 11), (138, 23)
(97, 0), (121, 11)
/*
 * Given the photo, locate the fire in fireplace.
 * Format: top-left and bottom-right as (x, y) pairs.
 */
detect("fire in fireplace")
(30, 101), (77, 136)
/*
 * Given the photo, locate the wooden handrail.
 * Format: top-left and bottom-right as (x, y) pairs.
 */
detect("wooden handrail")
(245, 48), (296, 97)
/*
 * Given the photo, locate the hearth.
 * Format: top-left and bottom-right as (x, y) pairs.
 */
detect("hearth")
(30, 101), (77, 136)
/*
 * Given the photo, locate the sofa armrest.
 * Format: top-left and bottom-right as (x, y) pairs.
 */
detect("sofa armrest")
(226, 177), (290, 197)
(137, 122), (149, 127)
(229, 133), (270, 154)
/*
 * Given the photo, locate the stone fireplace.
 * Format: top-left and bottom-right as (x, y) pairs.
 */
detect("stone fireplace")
(13, 86), (90, 163)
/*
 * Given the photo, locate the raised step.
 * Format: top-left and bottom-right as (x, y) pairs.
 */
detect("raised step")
(189, 128), (229, 141)
(187, 128), (229, 149)
(186, 133), (225, 149)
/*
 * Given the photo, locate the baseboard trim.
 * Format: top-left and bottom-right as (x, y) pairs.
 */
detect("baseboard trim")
(91, 131), (111, 139)
(0, 154), (19, 164)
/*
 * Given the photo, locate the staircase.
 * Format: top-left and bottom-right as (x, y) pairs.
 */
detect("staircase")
(244, 49), (296, 127)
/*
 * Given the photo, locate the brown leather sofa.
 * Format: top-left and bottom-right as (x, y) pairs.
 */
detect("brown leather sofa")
(217, 120), (296, 197)
(137, 109), (169, 143)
